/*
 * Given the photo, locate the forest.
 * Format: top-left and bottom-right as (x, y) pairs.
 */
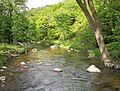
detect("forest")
(0, 0), (120, 67)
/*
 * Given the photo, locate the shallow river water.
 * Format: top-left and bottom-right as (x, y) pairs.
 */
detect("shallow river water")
(0, 45), (120, 91)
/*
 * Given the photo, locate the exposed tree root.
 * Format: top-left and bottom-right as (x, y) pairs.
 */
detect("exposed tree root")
(105, 62), (120, 69)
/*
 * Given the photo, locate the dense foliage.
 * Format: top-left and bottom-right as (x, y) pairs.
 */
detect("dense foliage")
(25, 0), (119, 61)
(0, 0), (28, 43)
(98, 1), (120, 61)
(25, 0), (96, 48)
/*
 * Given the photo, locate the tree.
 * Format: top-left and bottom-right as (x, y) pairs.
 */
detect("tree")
(0, 0), (27, 43)
(76, 0), (119, 69)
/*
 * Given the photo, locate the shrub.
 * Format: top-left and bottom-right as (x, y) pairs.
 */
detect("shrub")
(107, 42), (120, 61)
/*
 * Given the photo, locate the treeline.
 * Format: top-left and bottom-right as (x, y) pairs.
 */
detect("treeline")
(0, 0), (120, 61)
(0, 0), (28, 43)
(26, 0), (120, 61)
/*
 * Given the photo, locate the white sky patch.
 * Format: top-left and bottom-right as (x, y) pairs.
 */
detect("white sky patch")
(26, 0), (63, 9)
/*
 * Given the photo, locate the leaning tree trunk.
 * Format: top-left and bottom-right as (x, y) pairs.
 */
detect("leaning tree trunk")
(87, 0), (113, 67)
(94, 28), (113, 67)
(76, 0), (120, 69)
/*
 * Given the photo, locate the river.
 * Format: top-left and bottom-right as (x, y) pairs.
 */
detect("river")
(0, 45), (120, 91)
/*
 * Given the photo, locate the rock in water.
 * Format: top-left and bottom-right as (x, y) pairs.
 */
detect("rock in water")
(68, 50), (71, 52)
(39, 62), (43, 65)
(50, 45), (60, 49)
(2, 84), (4, 87)
(0, 69), (4, 72)
(10, 73), (13, 76)
(20, 62), (26, 66)
(2, 66), (7, 69)
(24, 66), (27, 68)
(70, 48), (74, 51)
(45, 63), (52, 66)
(0, 76), (6, 81)
(37, 60), (41, 62)
(54, 68), (62, 72)
(31, 48), (37, 52)
(43, 78), (52, 85)
(87, 65), (101, 73)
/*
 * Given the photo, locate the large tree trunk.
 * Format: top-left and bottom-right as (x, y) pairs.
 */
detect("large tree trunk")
(94, 28), (112, 64)
(87, 0), (113, 66)
(76, 0), (120, 69)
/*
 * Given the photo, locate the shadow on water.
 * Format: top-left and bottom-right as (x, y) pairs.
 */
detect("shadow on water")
(0, 45), (120, 91)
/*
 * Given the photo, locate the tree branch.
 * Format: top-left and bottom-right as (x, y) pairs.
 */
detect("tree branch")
(76, 0), (96, 31)
(87, 0), (102, 30)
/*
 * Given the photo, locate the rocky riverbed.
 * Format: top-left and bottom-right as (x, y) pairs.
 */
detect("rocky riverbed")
(0, 46), (120, 91)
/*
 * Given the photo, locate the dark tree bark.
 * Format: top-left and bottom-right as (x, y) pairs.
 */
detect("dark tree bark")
(76, 0), (120, 69)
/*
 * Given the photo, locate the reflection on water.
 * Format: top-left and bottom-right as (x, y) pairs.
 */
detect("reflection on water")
(0, 45), (120, 91)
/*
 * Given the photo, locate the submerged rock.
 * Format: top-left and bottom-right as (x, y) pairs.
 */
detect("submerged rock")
(43, 78), (52, 85)
(87, 65), (101, 73)
(10, 73), (13, 76)
(23, 66), (27, 68)
(2, 84), (4, 87)
(35, 59), (42, 63)
(45, 63), (52, 66)
(53, 68), (62, 72)
(39, 62), (43, 65)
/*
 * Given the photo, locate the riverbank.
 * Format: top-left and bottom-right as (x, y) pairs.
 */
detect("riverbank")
(0, 43), (28, 68)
